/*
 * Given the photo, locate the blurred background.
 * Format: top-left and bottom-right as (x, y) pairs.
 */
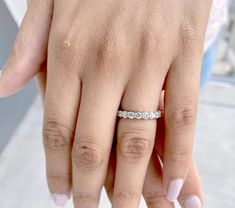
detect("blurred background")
(0, 0), (235, 207)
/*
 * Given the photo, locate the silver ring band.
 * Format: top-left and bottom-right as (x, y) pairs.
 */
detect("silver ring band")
(117, 110), (162, 120)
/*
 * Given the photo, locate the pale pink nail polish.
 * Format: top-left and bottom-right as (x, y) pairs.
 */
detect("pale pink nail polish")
(167, 179), (183, 202)
(183, 195), (201, 208)
(51, 193), (68, 207)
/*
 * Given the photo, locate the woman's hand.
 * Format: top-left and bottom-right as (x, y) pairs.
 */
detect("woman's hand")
(0, 0), (212, 207)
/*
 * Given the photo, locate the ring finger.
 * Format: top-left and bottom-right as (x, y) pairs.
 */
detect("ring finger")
(112, 67), (165, 208)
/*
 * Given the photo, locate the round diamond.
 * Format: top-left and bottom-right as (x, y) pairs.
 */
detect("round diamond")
(146, 113), (151, 119)
(149, 112), (155, 119)
(142, 112), (149, 119)
(135, 112), (142, 119)
(128, 112), (134, 119)
(122, 111), (128, 118)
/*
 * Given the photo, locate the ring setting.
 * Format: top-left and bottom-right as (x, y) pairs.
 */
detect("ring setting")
(117, 110), (162, 120)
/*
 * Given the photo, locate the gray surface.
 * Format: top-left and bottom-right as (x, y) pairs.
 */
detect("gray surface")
(196, 83), (235, 208)
(0, 0), (17, 68)
(0, 0), (37, 152)
(0, 80), (38, 152)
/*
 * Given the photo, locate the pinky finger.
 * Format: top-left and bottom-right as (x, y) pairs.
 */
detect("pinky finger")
(143, 155), (174, 208)
(178, 162), (204, 208)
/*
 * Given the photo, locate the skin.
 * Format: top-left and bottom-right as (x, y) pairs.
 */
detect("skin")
(0, 0), (212, 207)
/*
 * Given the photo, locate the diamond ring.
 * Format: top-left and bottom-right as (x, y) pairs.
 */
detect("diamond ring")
(117, 110), (162, 120)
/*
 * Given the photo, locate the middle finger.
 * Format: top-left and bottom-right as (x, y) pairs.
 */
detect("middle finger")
(72, 73), (124, 208)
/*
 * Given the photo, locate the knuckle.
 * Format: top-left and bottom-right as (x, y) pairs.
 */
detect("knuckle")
(51, 29), (76, 57)
(138, 28), (162, 62)
(47, 172), (71, 184)
(167, 149), (192, 164)
(177, 16), (204, 54)
(49, 26), (86, 75)
(166, 106), (197, 127)
(73, 192), (98, 205)
(145, 191), (170, 206)
(43, 120), (73, 152)
(95, 31), (125, 75)
(96, 38), (120, 66)
(50, 25), (85, 64)
(72, 139), (104, 170)
(137, 32), (153, 63)
(115, 190), (139, 201)
(182, 24), (201, 42)
(118, 130), (153, 162)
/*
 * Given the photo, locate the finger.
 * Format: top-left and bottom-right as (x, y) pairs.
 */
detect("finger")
(155, 95), (204, 208)
(163, 54), (201, 202)
(143, 155), (174, 208)
(43, 47), (81, 207)
(112, 69), (164, 208)
(143, 149), (203, 208)
(156, 120), (204, 208)
(178, 162), (204, 208)
(72, 75), (123, 208)
(0, 0), (53, 97)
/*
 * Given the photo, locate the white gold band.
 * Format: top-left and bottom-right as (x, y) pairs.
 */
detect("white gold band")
(117, 110), (162, 120)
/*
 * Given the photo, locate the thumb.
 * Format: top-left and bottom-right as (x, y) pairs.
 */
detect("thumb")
(0, 0), (53, 97)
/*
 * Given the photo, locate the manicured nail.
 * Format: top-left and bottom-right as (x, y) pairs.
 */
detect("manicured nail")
(0, 70), (2, 78)
(167, 179), (183, 202)
(51, 193), (68, 207)
(183, 195), (201, 208)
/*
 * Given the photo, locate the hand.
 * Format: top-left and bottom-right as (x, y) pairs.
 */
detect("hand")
(39, 71), (205, 208)
(0, 0), (212, 207)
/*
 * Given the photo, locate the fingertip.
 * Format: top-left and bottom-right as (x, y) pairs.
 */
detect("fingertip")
(166, 178), (184, 203)
(182, 195), (202, 208)
(0, 62), (37, 97)
(51, 193), (69, 207)
(0, 65), (16, 97)
(0, 74), (20, 98)
(178, 163), (204, 208)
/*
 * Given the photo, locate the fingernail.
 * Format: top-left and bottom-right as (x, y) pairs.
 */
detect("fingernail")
(0, 70), (2, 78)
(167, 179), (183, 202)
(183, 195), (201, 208)
(51, 193), (68, 207)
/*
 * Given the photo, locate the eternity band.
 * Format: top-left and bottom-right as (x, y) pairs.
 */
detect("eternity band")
(117, 110), (162, 120)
